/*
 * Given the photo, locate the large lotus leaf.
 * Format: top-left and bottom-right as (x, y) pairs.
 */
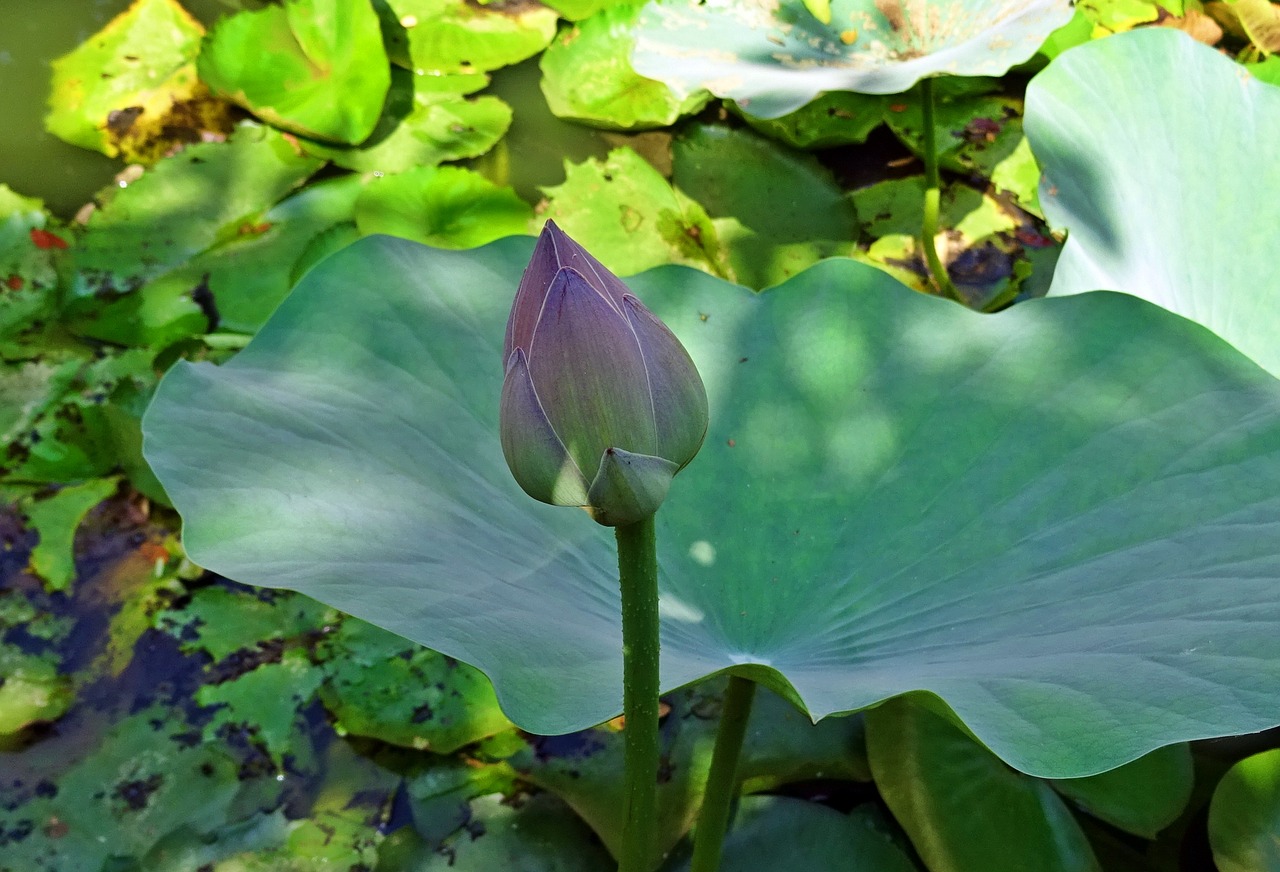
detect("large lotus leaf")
(144, 234), (1280, 778)
(197, 0), (391, 144)
(631, 0), (1074, 118)
(1025, 28), (1280, 376)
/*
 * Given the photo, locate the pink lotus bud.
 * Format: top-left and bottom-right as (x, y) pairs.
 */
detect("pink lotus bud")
(500, 221), (708, 526)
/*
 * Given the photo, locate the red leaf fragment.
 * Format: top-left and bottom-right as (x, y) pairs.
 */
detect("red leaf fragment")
(30, 228), (68, 250)
(5, 274), (22, 290)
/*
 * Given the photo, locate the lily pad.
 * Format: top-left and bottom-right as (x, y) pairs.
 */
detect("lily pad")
(197, 0), (391, 144)
(671, 124), (857, 288)
(540, 147), (729, 277)
(733, 91), (889, 149)
(21, 477), (120, 591)
(631, 0), (1075, 118)
(45, 0), (233, 163)
(1025, 28), (1280, 376)
(1050, 743), (1193, 839)
(353, 166), (533, 248)
(300, 67), (513, 173)
(389, 0), (559, 74)
(540, 3), (711, 129)
(145, 235), (1280, 778)
(71, 123), (323, 301)
(0, 644), (73, 739)
(317, 616), (511, 753)
(1208, 747), (1280, 872)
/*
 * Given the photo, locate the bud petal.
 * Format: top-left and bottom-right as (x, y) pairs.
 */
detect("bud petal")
(499, 348), (590, 506)
(623, 294), (709, 470)
(587, 448), (679, 527)
(526, 269), (657, 477)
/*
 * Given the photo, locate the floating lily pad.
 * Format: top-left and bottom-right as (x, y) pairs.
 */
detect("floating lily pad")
(300, 67), (512, 173)
(21, 477), (120, 591)
(1026, 28), (1280, 376)
(0, 644), (73, 739)
(632, 0), (1075, 118)
(540, 147), (728, 276)
(317, 616), (511, 753)
(389, 0), (559, 74)
(540, 3), (711, 129)
(1209, 747), (1280, 872)
(198, 0), (391, 144)
(144, 235), (1280, 778)
(0, 706), (242, 872)
(354, 166), (532, 248)
(734, 91), (888, 149)
(671, 124), (857, 288)
(45, 0), (233, 163)
(71, 123), (323, 302)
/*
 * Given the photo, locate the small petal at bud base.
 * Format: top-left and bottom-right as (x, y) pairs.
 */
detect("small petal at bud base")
(587, 448), (678, 527)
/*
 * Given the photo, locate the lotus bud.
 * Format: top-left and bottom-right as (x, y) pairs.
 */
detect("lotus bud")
(500, 221), (708, 527)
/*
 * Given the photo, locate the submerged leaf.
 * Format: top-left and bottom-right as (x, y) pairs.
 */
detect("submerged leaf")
(145, 236), (1280, 778)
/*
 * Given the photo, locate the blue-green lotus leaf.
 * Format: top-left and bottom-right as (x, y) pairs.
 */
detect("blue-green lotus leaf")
(144, 235), (1280, 778)
(631, 0), (1074, 118)
(1025, 28), (1280, 377)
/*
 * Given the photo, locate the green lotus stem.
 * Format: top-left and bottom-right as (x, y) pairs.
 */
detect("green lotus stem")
(689, 675), (757, 872)
(920, 78), (960, 302)
(616, 515), (661, 872)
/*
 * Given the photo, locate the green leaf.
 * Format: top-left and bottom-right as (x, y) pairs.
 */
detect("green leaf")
(45, 0), (232, 162)
(1209, 747), (1280, 872)
(1050, 744), (1193, 838)
(733, 91), (888, 150)
(867, 696), (1100, 871)
(196, 647), (326, 765)
(21, 477), (120, 590)
(0, 706), (242, 871)
(1075, 0), (1162, 32)
(0, 644), (73, 738)
(144, 235), (1280, 778)
(197, 0), (391, 144)
(679, 796), (918, 872)
(632, 0), (1075, 118)
(71, 123), (323, 303)
(299, 67), (512, 173)
(155, 585), (333, 662)
(496, 680), (867, 865)
(170, 174), (366, 335)
(389, 0), (559, 74)
(403, 792), (615, 871)
(540, 3), (710, 129)
(317, 617), (511, 753)
(671, 123), (857, 288)
(0, 187), (65, 347)
(540, 148), (729, 276)
(354, 166), (532, 248)
(1025, 28), (1280, 375)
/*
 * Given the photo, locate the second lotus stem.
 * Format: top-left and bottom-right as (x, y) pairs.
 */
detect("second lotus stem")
(690, 674), (757, 872)
(920, 78), (961, 303)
